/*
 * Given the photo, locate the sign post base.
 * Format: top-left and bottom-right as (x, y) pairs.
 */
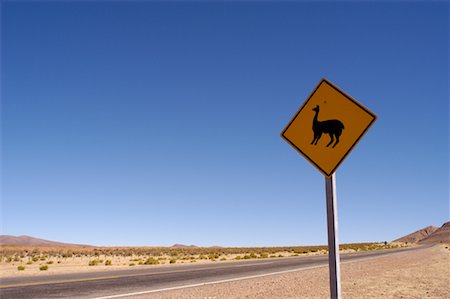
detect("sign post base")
(325, 173), (341, 299)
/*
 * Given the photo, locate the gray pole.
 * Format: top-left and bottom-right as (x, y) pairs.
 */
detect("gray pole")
(325, 173), (341, 299)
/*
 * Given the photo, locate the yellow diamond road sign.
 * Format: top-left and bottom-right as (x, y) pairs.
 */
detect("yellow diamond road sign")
(281, 78), (377, 177)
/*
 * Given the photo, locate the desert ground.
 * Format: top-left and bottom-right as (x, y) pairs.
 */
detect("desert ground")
(0, 243), (402, 277)
(129, 243), (450, 299)
(1, 242), (448, 298)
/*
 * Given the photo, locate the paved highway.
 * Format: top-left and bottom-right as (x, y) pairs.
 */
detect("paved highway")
(0, 246), (427, 299)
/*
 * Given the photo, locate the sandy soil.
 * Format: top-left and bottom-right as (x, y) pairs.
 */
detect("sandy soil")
(0, 254), (220, 277)
(129, 244), (449, 299)
(1, 243), (401, 278)
(0, 250), (326, 278)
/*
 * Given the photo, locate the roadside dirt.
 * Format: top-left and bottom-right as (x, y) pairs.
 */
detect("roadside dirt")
(131, 244), (449, 299)
(0, 250), (323, 278)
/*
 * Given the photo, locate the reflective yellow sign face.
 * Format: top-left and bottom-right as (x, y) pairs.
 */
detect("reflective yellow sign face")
(281, 78), (377, 177)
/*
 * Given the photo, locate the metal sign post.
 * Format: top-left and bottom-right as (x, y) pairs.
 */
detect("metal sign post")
(281, 78), (377, 299)
(325, 173), (341, 299)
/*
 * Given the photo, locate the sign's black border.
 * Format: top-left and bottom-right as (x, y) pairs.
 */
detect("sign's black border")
(281, 78), (377, 177)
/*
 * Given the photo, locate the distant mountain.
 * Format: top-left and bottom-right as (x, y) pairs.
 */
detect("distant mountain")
(393, 226), (438, 243)
(419, 221), (450, 244)
(0, 235), (90, 247)
(172, 244), (198, 248)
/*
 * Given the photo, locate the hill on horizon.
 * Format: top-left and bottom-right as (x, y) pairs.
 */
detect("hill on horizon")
(3, 221), (449, 248)
(0, 235), (91, 247)
(393, 226), (438, 243)
(419, 221), (450, 244)
(172, 244), (198, 248)
(393, 221), (450, 244)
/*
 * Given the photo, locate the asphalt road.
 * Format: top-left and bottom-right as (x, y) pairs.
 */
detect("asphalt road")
(0, 246), (427, 299)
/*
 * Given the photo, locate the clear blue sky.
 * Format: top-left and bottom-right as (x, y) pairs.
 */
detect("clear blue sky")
(1, 1), (448, 247)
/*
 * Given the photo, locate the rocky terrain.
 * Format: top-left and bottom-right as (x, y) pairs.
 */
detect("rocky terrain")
(419, 221), (450, 244)
(393, 221), (450, 244)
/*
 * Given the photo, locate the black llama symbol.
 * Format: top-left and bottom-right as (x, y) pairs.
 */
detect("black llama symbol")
(310, 105), (344, 148)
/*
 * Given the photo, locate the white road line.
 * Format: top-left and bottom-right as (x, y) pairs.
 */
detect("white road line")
(90, 264), (326, 299)
(91, 249), (418, 299)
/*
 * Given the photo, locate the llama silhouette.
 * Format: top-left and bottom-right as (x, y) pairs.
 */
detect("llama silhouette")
(311, 105), (344, 148)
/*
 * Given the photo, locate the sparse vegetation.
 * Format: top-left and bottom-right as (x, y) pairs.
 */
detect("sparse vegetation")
(88, 260), (99, 266)
(0, 241), (405, 275)
(17, 266), (25, 271)
(143, 257), (160, 265)
(208, 253), (220, 260)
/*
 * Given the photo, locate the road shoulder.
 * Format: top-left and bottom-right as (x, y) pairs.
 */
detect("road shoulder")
(130, 244), (449, 299)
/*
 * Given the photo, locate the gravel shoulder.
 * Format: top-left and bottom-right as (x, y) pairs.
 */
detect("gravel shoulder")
(131, 244), (449, 299)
